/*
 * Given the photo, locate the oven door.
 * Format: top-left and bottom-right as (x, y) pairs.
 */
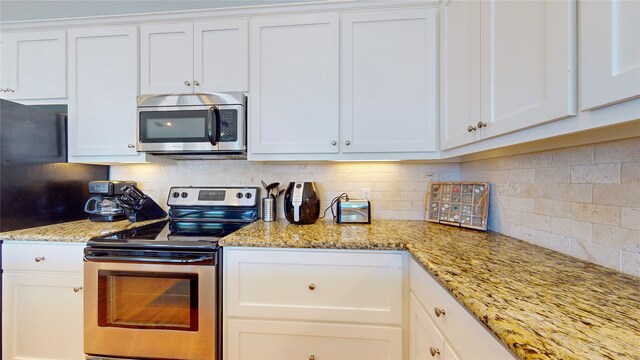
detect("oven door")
(84, 251), (216, 360)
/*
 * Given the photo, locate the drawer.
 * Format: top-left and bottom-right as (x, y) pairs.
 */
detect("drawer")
(409, 258), (516, 359)
(225, 247), (404, 325)
(227, 318), (402, 360)
(2, 242), (85, 273)
(410, 293), (448, 360)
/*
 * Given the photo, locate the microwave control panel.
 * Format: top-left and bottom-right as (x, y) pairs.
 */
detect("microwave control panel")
(219, 109), (237, 142)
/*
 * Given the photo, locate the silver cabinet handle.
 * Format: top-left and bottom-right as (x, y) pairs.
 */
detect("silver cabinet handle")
(467, 125), (477, 132)
(8, 88), (14, 92)
(73, 287), (83, 293)
(345, 140), (351, 145)
(308, 283), (316, 291)
(0, 88), (5, 92)
(184, 80), (191, 86)
(477, 121), (487, 128)
(331, 140), (337, 146)
(193, 80), (200, 86)
(127, 144), (135, 149)
(309, 355), (315, 360)
(434, 307), (446, 317)
(35, 256), (45, 262)
(430, 347), (440, 357)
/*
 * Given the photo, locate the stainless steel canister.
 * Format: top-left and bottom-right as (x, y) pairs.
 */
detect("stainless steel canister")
(262, 197), (277, 222)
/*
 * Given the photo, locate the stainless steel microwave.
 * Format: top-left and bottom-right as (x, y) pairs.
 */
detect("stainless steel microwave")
(136, 93), (246, 159)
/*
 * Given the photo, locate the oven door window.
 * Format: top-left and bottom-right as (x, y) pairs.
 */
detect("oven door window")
(139, 110), (209, 143)
(97, 271), (198, 331)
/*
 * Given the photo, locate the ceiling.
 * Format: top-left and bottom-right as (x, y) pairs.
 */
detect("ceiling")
(0, 0), (319, 22)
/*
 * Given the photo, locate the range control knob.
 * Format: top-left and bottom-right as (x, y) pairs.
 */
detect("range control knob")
(236, 192), (244, 199)
(181, 192), (188, 198)
(245, 192), (253, 199)
(172, 192), (180, 198)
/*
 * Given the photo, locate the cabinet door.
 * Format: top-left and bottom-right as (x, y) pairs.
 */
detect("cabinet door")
(227, 319), (402, 360)
(341, 9), (437, 153)
(249, 14), (340, 154)
(0, 31), (66, 100)
(440, 0), (481, 150)
(140, 23), (194, 94)
(479, 0), (577, 139)
(67, 26), (139, 157)
(194, 20), (248, 92)
(2, 272), (84, 360)
(580, 0), (640, 110)
(409, 293), (446, 360)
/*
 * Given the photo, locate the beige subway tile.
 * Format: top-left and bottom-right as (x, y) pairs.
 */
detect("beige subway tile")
(517, 152), (553, 168)
(570, 239), (621, 270)
(535, 166), (570, 183)
(570, 164), (621, 184)
(595, 137), (640, 163)
(592, 224), (640, 253)
(534, 231), (571, 255)
(550, 217), (591, 241)
(534, 199), (570, 217)
(569, 202), (621, 226)
(460, 160), (485, 173)
(401, 192), (423, 201)
(621, 251), (640, 277)
(551, 145), (594, 166)
(550, 184), (593, 202)
(510, 224), (536, 243)
(486, 170), (510, 183)
(518, 183), (551, 199)
(495, 183), (520, 197)
(487, 219), (510, 234)
(492, 208), (520, 224)
(519, 213), (551, 231)
(621, 162), (640, 184)
(483, 156), (520, 171)
(509, 168), (536, 183)
(496, 196), (534, 212)
(621, 207), (640, 230)
(593, 184), (640, 207)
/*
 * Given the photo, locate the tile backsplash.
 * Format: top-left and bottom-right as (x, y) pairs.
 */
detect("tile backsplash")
(111, 137), (640, 277)
(460, 137), (640, 276)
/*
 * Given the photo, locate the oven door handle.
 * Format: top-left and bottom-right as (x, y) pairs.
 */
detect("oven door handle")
(84, 254), (215, 264)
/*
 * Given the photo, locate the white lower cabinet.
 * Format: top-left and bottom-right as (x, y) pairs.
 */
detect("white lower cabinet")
(2, 242), (85, 360)
(224, 247), (404, 360)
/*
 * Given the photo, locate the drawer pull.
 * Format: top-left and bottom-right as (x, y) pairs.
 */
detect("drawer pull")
(34, 256), (46, 263)
(430, 347), (440, 356)
(73, 287), (83, 293)
(308, 283), (316, 291)
(433, 307), (446, 317)
(309, 355), (315, 360)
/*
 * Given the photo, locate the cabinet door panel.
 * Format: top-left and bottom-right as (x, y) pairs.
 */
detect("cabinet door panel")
(480, 0), (576, 139)
(341, 9), (437, 153)
(68, 26), (139, 157)
(249, 14), (339, 154)
(140, 23), (194, 94)
(2, 273), (84, 360)
(194, 20), (248, 92)
(410, 293), (445, 360)
(580, 0), (640, 110)
(0, 31), (66, 100)
(440, 0), (481, 150)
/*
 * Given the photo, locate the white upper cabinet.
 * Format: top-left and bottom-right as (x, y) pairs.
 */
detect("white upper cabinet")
(0, 31), (66, 102)
(440, 0), (577, 150)
(67, 26), (146, 162)
(580, 0), (640, 110)
(341, 9), (437, 153)
(249, 14), (340, 155)
(140, 20), (248, 95)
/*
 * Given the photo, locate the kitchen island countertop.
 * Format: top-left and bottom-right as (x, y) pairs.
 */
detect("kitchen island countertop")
(220, 219), (640, 360)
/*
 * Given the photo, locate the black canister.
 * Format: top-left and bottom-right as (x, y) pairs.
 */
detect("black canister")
(284, 182), (320, 225)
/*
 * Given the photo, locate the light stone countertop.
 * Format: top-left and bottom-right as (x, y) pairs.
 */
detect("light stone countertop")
(220, 219), (640, 360)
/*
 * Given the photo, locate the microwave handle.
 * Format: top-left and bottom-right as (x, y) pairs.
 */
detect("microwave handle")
(207, 106), (220, 146)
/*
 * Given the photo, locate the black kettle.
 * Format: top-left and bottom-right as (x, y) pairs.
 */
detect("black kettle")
(284, 182), (320, 225)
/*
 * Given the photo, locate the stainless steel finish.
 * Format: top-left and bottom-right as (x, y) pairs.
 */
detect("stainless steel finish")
(477, 121), (487, 128)
(467, 125), (476, 132)
(430, 347), (440, 356)
(84, 260), (216, 360)
(167, 186), (258, 207)
(262, 197), (277, 222)
(194, 80), (200, 86)
(331, 140), (337, 145)
(85, 254), (214, 263)
(184, 80), (191, 86)
(137, 93), (245, 108)
(345, 140), (351, 145)
(35, 256), (45, 262)
(73, 287), (83, 293)
(127, 144), (134, 148)
(434, 307), (446, 317)
(308, 283), (316, 291)
(336, 199), (371, 224)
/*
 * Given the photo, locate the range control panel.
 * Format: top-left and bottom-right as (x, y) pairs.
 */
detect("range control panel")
(167, 187), (259, 207)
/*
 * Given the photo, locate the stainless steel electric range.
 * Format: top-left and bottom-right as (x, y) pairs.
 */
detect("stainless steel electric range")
(83, 186), (259, 360)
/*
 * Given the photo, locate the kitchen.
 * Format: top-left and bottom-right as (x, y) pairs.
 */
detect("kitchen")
(1, 0), (639, 359)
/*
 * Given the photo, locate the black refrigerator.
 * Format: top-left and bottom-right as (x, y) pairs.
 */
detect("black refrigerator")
(0, 99), (109, 339)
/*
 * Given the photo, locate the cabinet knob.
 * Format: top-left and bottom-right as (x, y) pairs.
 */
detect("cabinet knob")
(430, 347), (440, 357)
(309, 355), (315, 360)
(467, 125), (477, 132)
(433, 307), (446, 317)
(34, 256), (45, 263)
(193, 80), (200, 86)
(0, 88), (5, 92)
(128, 144), (135, 149)
(477, 121), (487, 128)
(184, 80), (191, 86)
(73, 287), (83, 293)
(8, 88), (14, 92)
(345, 140), (351, 145)
(331, 140), (337, 146)
(308, 283), (316, 291)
